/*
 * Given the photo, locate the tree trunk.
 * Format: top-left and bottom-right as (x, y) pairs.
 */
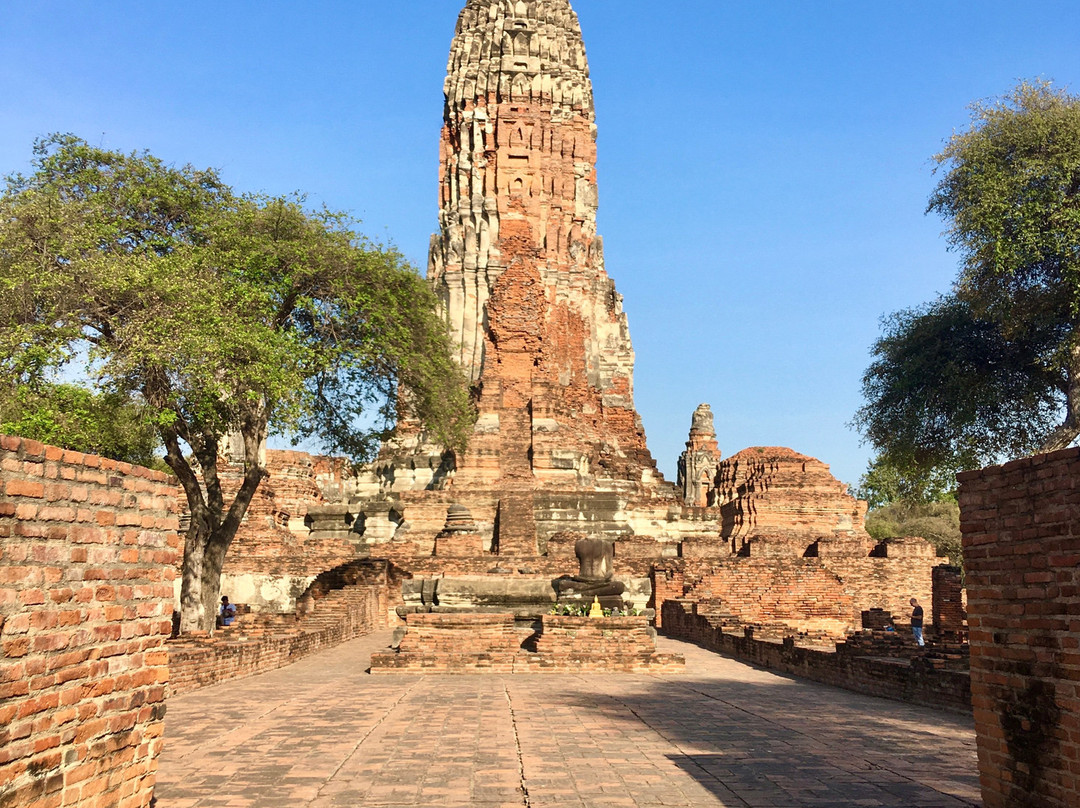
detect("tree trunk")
(178, 509), (260, 633)
(1041, 341), (1080, 452)
(176, 452), (268, 633)
(179, 517), (215, 634)
(167, 407), (269, 635)
(178, 506), (234, 633)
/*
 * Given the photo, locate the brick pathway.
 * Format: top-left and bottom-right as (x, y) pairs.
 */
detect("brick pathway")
(154, 633), (980, 808)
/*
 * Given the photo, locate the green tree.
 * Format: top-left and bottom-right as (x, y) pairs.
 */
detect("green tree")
(856, 81), (1080, 478)
(853, 452), (958, 510)
(865, 500), (962, 568)
(853, 454), (961, 567)
(0, 135), (472, 632)
(0, 381), (162, 468)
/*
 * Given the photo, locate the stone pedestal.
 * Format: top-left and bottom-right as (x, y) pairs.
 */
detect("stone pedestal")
(370, 612), (684, 674)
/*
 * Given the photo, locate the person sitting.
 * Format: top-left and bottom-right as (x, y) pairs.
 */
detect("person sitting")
(219, 595), (237, 627)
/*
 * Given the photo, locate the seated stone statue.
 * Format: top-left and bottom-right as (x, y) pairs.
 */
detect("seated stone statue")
(573, 537), (614, 582)
(554, 537), (625, 605)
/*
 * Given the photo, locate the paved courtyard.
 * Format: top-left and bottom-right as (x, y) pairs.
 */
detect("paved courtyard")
(154, 632), (980, 808)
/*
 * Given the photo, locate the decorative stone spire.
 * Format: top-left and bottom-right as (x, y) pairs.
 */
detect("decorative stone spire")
(677, 404), (722, 506)
(443, 0), (594, 121)
(430, 0), (659, 499)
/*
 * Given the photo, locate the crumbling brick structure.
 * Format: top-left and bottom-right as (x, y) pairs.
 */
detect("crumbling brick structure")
(932, 564), (966, 635)
(210, 449), (360, 612)
(713, 446), (869, 545)
(650, 552), (937, 638)
(661, 600), (971, 713)
(342, 0), (682, 558)
(186, 0), (943, 651)
(168, 563), (391, 695)
(959, 448), (1080, 808)
(0, 436), (180, 808)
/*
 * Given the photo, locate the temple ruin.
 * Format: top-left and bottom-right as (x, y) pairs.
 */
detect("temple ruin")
(339, 0), (678, 557)
(213, 0), (941, 642)
(10, 3), (1077, 808)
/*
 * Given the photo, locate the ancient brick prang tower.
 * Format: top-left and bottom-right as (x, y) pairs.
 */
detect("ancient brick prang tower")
(677, 404), (722, 507)
(429, 0), (658, 500)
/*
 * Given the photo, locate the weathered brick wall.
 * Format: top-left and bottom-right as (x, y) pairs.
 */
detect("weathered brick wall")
(370, 612), (684, 674)
(661, 600), (971, 714)
(653, 560), (864, 637)
(958, 448), (1080, 808)
(651, 566), (685, 628)
(932, 565), (966, 634)
(651, 554), (938, 635)
(0, 435), (180, 808)
(217, 449), (357, 578)
(203, 450), (363, 613)
(167, 582), (388, 695)
(819, 556), (937, 622)
(531, 615), (683, 672)
(680, 560), (857, 634)
(371, 613), (521, 673)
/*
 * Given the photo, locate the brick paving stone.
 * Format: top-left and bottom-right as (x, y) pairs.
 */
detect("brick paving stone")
(154, 632), (980, 807)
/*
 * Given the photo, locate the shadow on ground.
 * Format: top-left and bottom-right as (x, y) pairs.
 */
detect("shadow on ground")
(548, 673), (981, 808)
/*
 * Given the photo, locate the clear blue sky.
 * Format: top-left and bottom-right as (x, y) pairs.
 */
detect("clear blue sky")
(3, 1), (1079, 486)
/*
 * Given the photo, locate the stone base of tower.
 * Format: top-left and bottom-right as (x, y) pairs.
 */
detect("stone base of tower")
(215, 446), (941, 649)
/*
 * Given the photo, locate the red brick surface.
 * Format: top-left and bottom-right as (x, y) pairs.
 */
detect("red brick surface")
(371, 612), (684, 674)
(651, 555), (936, 638)
(0, 435), (180, 808)
(958, 448), (1080, 808)
(933, 565), (966, 634)
(530, 615), (684, 673)
(661, 600), (971, 714)
(715, 447), (869, 540)
(167, 581), (389, 695)
(215, 450), (358, 578)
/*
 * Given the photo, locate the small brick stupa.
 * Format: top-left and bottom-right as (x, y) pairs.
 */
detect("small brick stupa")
(714, 447), (872, 558)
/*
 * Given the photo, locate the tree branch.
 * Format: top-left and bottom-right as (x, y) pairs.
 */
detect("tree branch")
(160, 425), (206, 518)
(1040, 341), (1080, 451)
(221, 401), (269, 539)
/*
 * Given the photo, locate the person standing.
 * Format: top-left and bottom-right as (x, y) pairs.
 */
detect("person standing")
(909, 597), (925, 647)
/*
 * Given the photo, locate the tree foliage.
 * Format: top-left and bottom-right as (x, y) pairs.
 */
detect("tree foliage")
(0, 381), (162, 468)
(855, 295), (1065, 477)
(853, 452), (958, 510)
(854, 453), (962, 568)
(856, 81), (1080, 481)
(865, 499), (962, 568)
(0, 135), (472, 631)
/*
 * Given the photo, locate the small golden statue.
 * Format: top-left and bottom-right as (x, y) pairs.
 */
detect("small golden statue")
(588, 596), (604, 618)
